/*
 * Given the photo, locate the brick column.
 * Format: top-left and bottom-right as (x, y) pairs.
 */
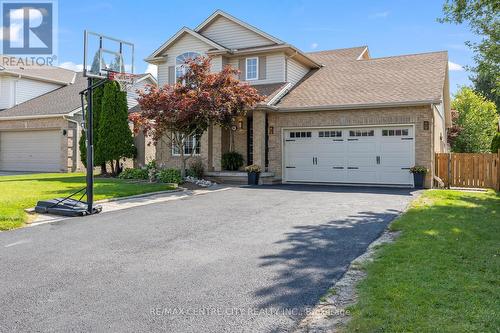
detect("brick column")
(252, 109), (266, 170)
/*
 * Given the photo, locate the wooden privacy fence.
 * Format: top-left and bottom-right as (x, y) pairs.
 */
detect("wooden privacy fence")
(435, 151), (500, 190)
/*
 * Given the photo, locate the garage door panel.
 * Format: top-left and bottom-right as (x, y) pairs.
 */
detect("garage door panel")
(378, 170), (413, 185)
(284, 127), (414, 186)
(315, 168), (346, 182)
(0, 130), (61, 172)
(347, 169), (378, 183)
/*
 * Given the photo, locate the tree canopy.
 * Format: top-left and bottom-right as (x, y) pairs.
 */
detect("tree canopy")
(449, 87), (498, 152)
(440, 0), (499, 111)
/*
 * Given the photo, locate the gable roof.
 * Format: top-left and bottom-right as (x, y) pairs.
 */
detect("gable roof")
(0, 65), (76, 85)
(146, 27), (228, 61)
(194, 10), (283, 45)
(276, 49), (448, 110)
(0, 72), (87, 118)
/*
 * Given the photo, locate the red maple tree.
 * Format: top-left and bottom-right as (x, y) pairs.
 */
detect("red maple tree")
(130, 56), (264, 177)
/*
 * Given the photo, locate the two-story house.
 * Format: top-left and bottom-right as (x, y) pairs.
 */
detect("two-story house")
(146, 10), (451, 188)
(0, 66), (156, 172)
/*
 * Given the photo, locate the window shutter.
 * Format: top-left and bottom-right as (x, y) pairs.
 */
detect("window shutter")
(168, 66), (175, 84)
(258, 56), (266, 80)
(239, 58), (245, 80)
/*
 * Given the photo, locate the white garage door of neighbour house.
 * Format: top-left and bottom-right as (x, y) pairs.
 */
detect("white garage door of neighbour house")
(0, 130), (61, 172)
(283, 126), (415, 186)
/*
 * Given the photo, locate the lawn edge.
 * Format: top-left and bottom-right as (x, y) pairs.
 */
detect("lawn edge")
(292, 190), (423, 333)
(24, 187), (183, 214)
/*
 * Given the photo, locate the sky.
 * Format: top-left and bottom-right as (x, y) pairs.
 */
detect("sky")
(55, 0), (478, 95)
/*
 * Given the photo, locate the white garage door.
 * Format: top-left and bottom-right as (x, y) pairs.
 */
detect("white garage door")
(284, 126), (414, 186)
(0, 130), (61, 172)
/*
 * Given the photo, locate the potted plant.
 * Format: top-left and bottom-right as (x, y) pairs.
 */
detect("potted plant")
(245, 164), (261, 185)
(409, 166), (428, 189)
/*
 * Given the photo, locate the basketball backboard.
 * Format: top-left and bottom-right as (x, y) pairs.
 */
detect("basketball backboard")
(83, 30), (134, 79)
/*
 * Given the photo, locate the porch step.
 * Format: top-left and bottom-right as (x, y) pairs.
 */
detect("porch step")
(204, 171), (278, 185)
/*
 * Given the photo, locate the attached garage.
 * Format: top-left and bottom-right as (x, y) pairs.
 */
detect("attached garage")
(283, 125), (415, 186)
(0, 130), (62, 172)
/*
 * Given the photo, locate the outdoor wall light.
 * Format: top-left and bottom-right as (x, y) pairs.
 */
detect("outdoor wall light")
(269, 126), (274, 135)
(423, 121), (430, 130)
(62, 129), (67, 136)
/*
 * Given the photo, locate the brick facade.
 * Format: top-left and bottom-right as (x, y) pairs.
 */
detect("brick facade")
(154, 105), (439, 188)
(266, 105), (435, 187)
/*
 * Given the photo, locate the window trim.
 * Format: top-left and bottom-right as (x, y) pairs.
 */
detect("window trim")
(245, 57), (259, 81)
(171, 135), (201, 156)
(175, 51), (201, 80)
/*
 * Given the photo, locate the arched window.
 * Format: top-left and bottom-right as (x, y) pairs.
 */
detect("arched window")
(175, 52), (200, 79)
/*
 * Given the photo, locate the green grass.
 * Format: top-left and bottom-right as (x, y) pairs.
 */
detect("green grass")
(346, 190), (500, 333)
(0, 173), (175, 231)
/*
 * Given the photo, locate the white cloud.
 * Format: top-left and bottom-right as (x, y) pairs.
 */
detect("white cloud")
(371, 11), (390, 18)
(310, 42), (318, 50)
(59, 61), (83, 72)
(448, 61), (464, 71)
(146, 64), (157, 78)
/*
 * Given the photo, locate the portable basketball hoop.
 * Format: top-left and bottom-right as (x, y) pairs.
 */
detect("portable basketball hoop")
(35, 31), (135, 217)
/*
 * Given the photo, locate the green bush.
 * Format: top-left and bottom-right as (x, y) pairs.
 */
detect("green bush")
(188, 158), (204, 178)
(491, 132), (500, 152)
(118, 168), (148, 180)
(158, 168), (182, 184)
(221, 151), (244, 171)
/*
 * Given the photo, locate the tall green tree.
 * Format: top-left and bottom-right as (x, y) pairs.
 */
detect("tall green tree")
(79, 81), (106, 173)
(96, 81), (136, 176)
(440, 0), (499, 111)
(450, 87), (498, 152)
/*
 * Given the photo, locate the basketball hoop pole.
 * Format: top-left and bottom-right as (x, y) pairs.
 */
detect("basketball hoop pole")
(80, 78), (107, 214)
(86, 77), (94, 213)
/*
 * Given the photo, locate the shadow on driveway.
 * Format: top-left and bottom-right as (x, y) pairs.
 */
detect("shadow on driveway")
(254, 208), (401, 313)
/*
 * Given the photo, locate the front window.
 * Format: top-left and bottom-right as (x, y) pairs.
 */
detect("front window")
(245, 57), (258, 80)
(172, 135), (201, 156)
(176, 52), (201, 80)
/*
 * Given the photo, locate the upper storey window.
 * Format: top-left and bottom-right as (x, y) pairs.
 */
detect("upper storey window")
(176, 52), (201, 79)
(245, 57), (258, 80)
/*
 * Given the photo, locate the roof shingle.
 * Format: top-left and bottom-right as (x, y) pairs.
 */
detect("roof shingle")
(0, 72), (86, 118)
(277, 49), (448, 109)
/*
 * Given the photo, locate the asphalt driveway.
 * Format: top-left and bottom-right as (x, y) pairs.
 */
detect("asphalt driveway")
(0, 185), (415, 332)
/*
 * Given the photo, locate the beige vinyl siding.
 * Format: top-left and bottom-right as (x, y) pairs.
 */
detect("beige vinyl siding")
(287, 57), (310, 85)
(229, 52), (285, 85)
(127, 78), (154, 108)
(156, 33), (212, 86)
(157, 63), (169, 86)
(199, 15), (274, 49)
(210, 55), (223, 72)
(14, 78), (60, 105)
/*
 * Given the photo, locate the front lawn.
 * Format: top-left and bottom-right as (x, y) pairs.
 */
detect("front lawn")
(0, 173), (175, 231)
(346, 190), (499, 332)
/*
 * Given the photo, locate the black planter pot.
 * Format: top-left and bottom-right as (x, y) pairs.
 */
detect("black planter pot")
(413, 172), (425, 189)
(247, 172), (260, 185)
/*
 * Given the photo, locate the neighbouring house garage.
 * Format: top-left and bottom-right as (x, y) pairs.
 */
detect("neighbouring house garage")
(282, 125), (415, 185)
(0, 130), (62, 172)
